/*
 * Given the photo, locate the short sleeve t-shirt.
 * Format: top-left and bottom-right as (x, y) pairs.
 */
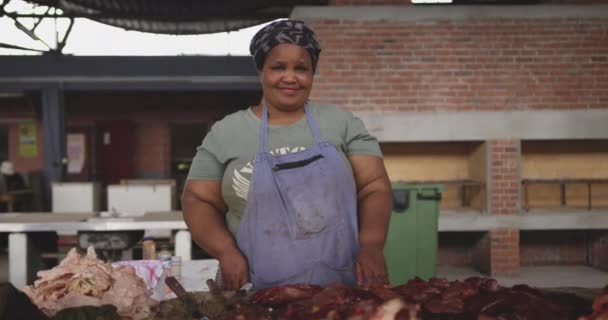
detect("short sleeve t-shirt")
(186, 101), (383, 235)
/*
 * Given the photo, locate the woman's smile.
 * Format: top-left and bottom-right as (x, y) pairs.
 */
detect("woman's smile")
(279, 87), (299, 95)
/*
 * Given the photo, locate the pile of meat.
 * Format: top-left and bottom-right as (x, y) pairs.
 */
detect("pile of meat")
(220, 277), (592, 320)
(580, 286), (608, 320)
(23, 246), (158, 320)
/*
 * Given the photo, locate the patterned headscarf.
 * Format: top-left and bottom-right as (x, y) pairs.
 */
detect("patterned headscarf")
(249, 19), (322, 73)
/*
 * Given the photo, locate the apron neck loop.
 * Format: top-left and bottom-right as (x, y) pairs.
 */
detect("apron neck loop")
(259, 102), (323, 154)
(304, 104), (323, 144)
(261, 104), (270, 153)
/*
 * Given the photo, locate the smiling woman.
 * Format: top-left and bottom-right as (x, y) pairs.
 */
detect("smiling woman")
(182, 19), (393, 291)
(258, 44), (314, 113)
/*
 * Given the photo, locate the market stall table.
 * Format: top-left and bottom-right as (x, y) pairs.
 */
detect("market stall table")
(0, 211), (190, 289)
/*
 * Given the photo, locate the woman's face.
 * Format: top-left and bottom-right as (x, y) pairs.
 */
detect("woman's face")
(260, 43), (314, 112)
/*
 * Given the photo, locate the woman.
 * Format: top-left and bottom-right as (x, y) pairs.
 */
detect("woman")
(183, 20), (392, 290)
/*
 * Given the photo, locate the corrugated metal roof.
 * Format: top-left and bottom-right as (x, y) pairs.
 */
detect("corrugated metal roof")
(24, 0), (328, 34)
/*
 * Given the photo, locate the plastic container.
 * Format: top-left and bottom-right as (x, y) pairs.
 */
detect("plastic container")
(170, 256), (182, 280)
(142, 236), (157, 260)
(384, 182), (443, 286)
(157, 245), (172, 263)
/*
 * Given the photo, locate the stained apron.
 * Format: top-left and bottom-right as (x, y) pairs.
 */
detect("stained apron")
(236, 104), (360, 289)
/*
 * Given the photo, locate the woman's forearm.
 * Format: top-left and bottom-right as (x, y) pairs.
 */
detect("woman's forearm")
(357, 177), (392, 249)
(182, 188), (240, 259)
(349, 155), (393, 249)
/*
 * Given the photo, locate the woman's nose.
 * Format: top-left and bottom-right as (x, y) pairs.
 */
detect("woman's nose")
(282, 69), (297, 82)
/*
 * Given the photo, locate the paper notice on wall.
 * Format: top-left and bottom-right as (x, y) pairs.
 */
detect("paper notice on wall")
(18, 121), (38, 157)
(67, 133), (85, 174)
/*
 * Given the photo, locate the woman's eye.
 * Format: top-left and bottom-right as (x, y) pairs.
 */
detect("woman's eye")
(296, 66), (309, 71)
(271, 65), (284, 70)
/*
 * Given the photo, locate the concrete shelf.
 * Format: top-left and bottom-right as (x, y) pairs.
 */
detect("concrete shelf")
(439, 210), (608, 232)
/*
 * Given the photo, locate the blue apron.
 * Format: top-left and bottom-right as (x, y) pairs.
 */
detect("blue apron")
(236, 104), (360, 289)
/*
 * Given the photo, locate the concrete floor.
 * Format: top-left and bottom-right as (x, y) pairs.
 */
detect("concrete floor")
(436, 265), (608, 288)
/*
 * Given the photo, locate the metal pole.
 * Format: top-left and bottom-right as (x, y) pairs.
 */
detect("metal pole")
(41, 87), (66, 203)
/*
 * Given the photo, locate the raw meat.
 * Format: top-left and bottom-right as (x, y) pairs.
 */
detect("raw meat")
(579, 286), (608, 320)
(251, 284), (323, 306)
(222, 277), (592, 320)
(23, 246), (158, 319)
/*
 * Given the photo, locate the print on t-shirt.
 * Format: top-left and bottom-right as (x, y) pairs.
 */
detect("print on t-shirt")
(232, 146), (306, 200)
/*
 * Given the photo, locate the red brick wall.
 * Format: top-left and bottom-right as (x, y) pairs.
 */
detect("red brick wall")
(438, 247), (470, 267)
(134, 122), (170, 178)
(439, 232), (486, 267)
(65, 91), (260, 179)
(520, 231), (587, 266)
(308, 18), (608, 112)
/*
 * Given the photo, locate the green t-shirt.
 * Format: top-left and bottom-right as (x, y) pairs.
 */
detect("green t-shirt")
(186, 101), (383, 235)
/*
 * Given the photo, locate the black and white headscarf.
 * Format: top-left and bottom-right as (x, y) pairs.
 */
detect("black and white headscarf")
(249, 19), (322, 73)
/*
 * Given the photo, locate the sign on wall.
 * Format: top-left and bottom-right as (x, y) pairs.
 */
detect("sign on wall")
(18, 121), (37, 157)
(67, 133), (85, 174)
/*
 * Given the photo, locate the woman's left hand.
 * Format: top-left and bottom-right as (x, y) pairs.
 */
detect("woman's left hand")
(355, 245), (389, 288)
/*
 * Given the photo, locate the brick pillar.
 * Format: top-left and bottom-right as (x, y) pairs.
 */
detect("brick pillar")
(486, 140), (521, 276)
(489, 140), (520, 215)
(489, 229), (520, 277)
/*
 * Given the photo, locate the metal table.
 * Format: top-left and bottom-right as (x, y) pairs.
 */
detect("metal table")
(0, 211), (191, 289)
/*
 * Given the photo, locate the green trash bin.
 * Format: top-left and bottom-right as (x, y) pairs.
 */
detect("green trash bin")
(384, 182), (443, 286)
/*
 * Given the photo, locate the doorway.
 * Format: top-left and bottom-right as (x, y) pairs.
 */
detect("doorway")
(0, 125), (7, 162)
(97, 121), (135, 186)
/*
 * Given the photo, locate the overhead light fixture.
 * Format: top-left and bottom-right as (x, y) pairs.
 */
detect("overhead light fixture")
(412, 0), (452, 3)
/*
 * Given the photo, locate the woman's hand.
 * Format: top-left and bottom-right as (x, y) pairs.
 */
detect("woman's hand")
(182, 180), (249, 290)
(356, 245), (389, 288)
(218, 249), (250, 290)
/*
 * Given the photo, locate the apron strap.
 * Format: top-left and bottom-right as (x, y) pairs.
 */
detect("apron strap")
(260, 104), (270, 153)
(259, 102), (323, 153)
(304, 104), (323, 144)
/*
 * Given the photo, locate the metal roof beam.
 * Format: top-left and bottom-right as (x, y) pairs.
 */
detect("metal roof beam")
(0, 55), (261, 91)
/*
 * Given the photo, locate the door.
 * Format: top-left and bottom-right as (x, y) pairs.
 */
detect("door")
(98, 121), (135, 186)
